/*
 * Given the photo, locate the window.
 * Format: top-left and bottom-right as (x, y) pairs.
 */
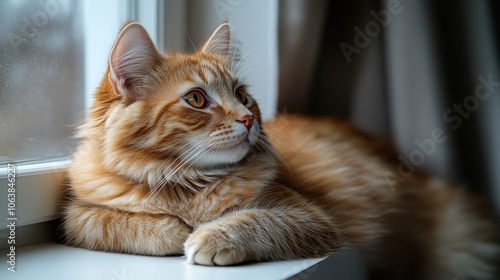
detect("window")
(0, 0), (84, 164)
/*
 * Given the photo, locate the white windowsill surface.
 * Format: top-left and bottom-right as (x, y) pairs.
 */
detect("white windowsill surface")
(1, 242), (325, 280)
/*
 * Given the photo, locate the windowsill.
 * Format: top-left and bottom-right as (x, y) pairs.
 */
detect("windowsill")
(1, 242), (367, 279)
(2, 242), (322, 279)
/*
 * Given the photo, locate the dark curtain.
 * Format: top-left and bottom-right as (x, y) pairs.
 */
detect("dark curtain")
(279, 0), (500, 220)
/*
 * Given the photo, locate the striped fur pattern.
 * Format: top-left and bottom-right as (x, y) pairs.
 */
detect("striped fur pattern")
(62, 21), (499, 279)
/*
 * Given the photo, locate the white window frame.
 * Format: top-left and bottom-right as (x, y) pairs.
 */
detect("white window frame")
(1, 0), (278, 233)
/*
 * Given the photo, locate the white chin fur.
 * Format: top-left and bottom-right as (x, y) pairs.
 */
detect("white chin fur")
(193, 120), (260, 167)
(195, 141), (251, 167)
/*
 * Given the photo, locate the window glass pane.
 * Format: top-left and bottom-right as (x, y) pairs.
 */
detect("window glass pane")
(0, 0), (84, 164)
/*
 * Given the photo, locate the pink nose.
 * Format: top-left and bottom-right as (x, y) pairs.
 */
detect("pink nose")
(237, 114), (254, 130)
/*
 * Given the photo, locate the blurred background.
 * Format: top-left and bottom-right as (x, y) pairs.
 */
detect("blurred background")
(276, 0), (500, 219)
(0, 0), (498, 269)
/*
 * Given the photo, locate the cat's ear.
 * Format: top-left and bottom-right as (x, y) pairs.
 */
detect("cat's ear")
(201, 21), (231, 56)
(108, 22), (161, 102)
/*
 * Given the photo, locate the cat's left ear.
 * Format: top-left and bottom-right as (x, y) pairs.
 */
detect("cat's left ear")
(108, 22), (161, 102)
(201, 21), (231, 56)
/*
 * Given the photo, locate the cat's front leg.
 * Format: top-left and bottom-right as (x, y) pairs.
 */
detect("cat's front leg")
(63, 202), (192, 255)
(184, 185), (342, 265)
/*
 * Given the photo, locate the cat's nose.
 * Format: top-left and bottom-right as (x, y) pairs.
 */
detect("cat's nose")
(237, 114), (254, 130)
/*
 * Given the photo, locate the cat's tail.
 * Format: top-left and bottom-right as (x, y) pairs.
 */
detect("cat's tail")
(412, 178), (499, 280)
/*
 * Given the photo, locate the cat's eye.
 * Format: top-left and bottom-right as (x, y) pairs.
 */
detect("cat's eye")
(235, 87), (248, 105)
(184, 90), (207, 109)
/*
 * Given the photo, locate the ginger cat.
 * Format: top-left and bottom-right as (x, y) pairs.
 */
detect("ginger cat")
(61, 21), (499, 279)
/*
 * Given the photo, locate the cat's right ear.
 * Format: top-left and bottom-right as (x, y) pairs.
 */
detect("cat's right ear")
(201, 21), (231, 56)
(108, 22), (161, 102)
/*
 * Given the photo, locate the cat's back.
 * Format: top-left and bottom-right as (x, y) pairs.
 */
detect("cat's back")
(264, 115), (401, 191)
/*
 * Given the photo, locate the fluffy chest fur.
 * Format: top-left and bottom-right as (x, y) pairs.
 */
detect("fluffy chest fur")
(165, 152), (277, 225)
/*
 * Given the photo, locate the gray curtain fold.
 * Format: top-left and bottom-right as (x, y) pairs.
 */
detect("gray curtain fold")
(278, 0), (328, 113)
(384, 0), (455, 179)
(278, 0), (500, 217)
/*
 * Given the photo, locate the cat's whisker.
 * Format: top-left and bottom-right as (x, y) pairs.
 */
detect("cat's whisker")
(146, 142), (209, 200)
(161, 143), (217, 193)
(165, 143), (208, 177)
(233, 47), (261, 73)
(176, 142), (219, 184)
(160, 142), (193, 164)
(257, 138), (297, 189)
(153, 135), (206, 177)
(230, 29), (240, 71)
(236, 59), (263, 77)
(183, 141), (219, 168)
(168, 147), (207, 181)
(153, 139), (212, 191)
(264, 131), (304, 158)
(146, 136), (206, 192)
(179, 143), (217, 174)
(185, 27), (197, 53)
(156, 135), (207, 178)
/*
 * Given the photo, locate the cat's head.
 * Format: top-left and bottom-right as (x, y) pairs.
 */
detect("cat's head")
(93, 21), (264, 171)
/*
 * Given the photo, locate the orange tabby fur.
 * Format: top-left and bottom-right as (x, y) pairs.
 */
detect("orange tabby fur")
(62, 21), (499, 279)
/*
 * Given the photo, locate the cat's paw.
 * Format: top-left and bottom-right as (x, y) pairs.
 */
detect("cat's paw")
(184, 225), (246, 266)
